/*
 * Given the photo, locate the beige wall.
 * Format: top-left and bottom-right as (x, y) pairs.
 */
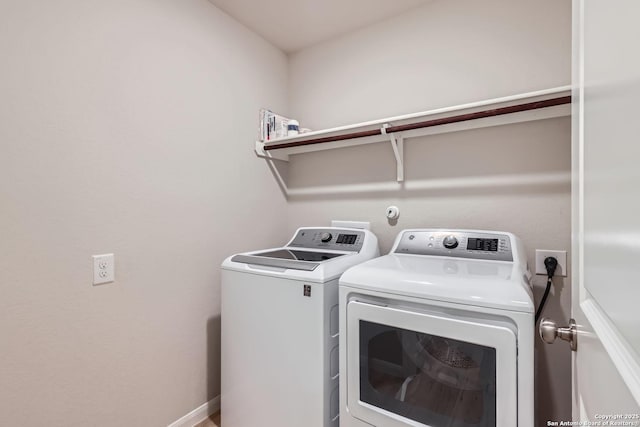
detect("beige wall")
(289, 0), (572, 130)
(286, 0), (573, 423)
(0, 0), (288, 425)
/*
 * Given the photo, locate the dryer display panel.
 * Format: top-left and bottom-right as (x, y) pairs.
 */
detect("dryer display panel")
(467, 238), (499, 252)
(360, 320), (497, 427)
(394, 230), (513, 261)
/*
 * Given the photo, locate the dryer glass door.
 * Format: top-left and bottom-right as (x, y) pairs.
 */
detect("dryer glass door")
(346, 301), (517, 427)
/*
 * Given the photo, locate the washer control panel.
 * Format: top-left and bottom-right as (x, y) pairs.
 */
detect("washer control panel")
(288, 228), (365, 252)
(394, 230), (513, 261)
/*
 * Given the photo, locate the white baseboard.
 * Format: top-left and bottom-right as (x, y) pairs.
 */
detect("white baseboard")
(167, 395), (220, 427)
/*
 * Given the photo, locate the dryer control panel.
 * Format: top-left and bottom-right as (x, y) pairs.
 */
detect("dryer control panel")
(288, 228), (365, 252)
(394, 230), (513, 261)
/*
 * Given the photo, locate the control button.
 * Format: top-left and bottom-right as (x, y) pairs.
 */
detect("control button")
(443, 235), (459, 249)
(409, 235), (415, 240)
(320, 232), (332, 242)
(429, 236), (434, 241)
(427, 243), (433, 248)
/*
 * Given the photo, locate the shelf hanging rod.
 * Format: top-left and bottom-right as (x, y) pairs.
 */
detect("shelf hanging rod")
(263, 95), (571, 151)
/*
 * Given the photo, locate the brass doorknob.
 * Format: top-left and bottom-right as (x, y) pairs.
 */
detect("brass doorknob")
(539, 318), (578, 351)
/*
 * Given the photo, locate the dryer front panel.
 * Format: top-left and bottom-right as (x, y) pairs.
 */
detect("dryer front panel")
(346, 301), (517, 427)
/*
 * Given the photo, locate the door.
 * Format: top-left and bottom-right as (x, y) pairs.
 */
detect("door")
(569, 0), (640, 420)
(346, 301), (518, 427)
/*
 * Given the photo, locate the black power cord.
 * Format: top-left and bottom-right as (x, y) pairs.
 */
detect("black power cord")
(535, 257), (558, 322)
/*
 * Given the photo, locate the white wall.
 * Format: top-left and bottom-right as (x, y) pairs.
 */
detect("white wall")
(289, 0), (571, 130)
(0, 0), (288, 425)
(286, 0), (572, 423)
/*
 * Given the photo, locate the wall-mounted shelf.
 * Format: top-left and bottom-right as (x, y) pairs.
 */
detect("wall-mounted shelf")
(255, 86), (572, 182)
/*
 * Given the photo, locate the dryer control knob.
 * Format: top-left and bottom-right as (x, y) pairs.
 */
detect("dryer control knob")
(320, 232), (333, 242)
(443, 235), (459, 249)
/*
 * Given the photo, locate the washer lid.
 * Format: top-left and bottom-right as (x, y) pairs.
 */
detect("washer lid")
(249, 249), (346, 262)
(339, 253), (534, 313)
(231, 249), (347, 271)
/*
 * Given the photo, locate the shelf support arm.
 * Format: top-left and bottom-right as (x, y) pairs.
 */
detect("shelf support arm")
(387, 129), (404, 182)
(255, 140), (289, 161)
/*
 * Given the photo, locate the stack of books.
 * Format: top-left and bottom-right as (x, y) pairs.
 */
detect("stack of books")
(259, 109), (291, 141)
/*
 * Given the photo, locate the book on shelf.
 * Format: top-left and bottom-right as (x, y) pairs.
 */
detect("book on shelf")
(259, 109), (290, 142)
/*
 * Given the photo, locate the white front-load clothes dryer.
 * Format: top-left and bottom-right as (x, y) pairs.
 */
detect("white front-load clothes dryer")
(339, 229), (534, 427)
(221, 227), (379, 427)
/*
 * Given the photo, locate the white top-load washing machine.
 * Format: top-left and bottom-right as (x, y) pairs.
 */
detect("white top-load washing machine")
(221, 227), (379, 427)
(339, 229), (534, 427)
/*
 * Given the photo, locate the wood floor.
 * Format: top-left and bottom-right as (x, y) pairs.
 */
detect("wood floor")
(194, 411), (220, 427)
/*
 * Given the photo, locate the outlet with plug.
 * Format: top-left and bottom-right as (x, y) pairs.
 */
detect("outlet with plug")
(93, 253), (115, 285)
(535, 250), (567, 277)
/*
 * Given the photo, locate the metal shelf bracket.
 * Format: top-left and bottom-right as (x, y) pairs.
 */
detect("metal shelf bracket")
(388, 130), (404, 182)
(255, 140), (288, 161)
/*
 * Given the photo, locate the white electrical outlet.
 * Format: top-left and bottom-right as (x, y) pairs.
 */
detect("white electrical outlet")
(535, 250), (567, 277)
(93, 253), (115, 285)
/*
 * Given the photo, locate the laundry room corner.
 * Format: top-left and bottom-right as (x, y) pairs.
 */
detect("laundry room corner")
(7, 0), (624, 425)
